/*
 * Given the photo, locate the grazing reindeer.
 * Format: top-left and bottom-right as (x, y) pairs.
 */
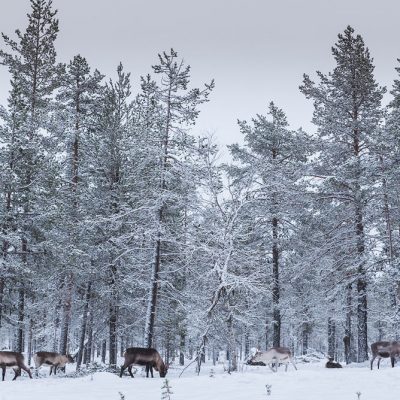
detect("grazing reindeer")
(370, 341), (400, 370)
(33, 352), (74, 376)
(0, 351), (32, 381)
(325, 357), (342, 368)
(120, 347), (168, 378)
(250, 347), (297, 372)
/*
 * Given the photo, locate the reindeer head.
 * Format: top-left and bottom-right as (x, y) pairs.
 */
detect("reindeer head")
(250, 350), (262, 363)
(160, 363), (169, 377)
(66, 354), (74, 363)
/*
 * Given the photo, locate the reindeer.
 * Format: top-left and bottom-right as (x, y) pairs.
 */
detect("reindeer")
(33, 351), (74, 376)
(0, 351), (32, 381)
(249, 347), (297, 372)
(120, 347), (168, 378)
(325, 357), (342, 368)
(370, 341), (400, 370)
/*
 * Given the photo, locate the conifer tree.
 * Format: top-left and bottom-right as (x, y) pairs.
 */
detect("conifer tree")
(300, 26), (385, 362)
(55, 54), (104, 361)
(231, 102), (310, 348)
(143, 49), (214, 348)
(0, 0), (62, 352)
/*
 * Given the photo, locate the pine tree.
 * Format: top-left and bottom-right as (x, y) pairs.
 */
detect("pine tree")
(231, 102), (310, 348)
(300, 26), (385, 362)
(143, 49), (214, 348)
(0, 0), (62, 352)
(55, 54), (103, 358)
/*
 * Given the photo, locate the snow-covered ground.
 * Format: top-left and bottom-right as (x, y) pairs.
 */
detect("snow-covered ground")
(1, 360), (399, 400)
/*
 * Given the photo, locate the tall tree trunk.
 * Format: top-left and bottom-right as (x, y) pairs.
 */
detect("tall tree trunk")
(272, 214), (281, 347)
(179, 329), (185, 366)
(302, 322), (309, 355)
(101, 340), (106, 364)
(16, 237), (27, 353)
(27, 318), (33, 365)
(76, 282), (91, 370)
(16, 285), (25, 353)
(144, 79), (173, 348)
(227, 314), (237, 372)
(84, 310), (93, 365)
(59, 273), (73, 355)
(344, 283), (353, 364)
(53, 300), (61, 352)
(327, 317), (336, 358)
(0, 276), (3, 329)
(352, 104), (368, 362)
(355, 200), (368, 362)
(144, 231), (161, 348)
(244, 328), (250, 358)
(109, 263), (118, 369)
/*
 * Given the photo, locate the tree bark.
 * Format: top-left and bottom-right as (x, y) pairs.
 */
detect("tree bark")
(302, 322), (309, 355)
(59, 273), (73, 355)
(109, 263), (118, 369)
(227, 314), (237, 372)
(101, 340), (106, 364)
(344, 283), (356, 364)
(272, 214), (281, 347)
(327, 317), (336, 358)
(84, 310), (93, 365)
(0, 276), (3, 329)
(179, 330), (185, 365)
(16, 285), (25, 353)
(76, 282), (91, 370)
(144, 232), (161, 348)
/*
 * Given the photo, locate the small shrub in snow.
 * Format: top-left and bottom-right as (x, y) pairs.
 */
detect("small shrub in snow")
(356, 392), (361, 400)
(118, 392), (126, 400)
(161, 379), (173, 400)
(209, 368), (215, 378)
(265, 384), (272, 396)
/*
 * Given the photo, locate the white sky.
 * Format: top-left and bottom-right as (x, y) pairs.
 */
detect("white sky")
(1, 0), (400, 154)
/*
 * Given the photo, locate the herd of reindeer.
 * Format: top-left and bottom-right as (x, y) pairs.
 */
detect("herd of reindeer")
(0, 340), (399, 381)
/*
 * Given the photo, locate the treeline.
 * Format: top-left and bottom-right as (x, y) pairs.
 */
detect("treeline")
(1, 0), (400, 371)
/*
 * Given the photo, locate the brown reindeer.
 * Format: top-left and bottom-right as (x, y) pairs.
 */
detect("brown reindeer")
(33, 351), (74, 376)
(325, 357), (342, 368)
(0, 351), (32, 381)
(370, 341), (400, 370)
(249, 347), (297, 372)
(120, 347), (168, 378)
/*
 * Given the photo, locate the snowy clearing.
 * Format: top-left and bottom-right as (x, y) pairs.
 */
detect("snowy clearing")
(1, 361), (399, 400)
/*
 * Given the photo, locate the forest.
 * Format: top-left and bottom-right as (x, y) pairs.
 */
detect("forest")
(1, 0), (400, 374)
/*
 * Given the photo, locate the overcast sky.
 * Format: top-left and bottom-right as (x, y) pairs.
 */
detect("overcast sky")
(1, 0), (400, 153)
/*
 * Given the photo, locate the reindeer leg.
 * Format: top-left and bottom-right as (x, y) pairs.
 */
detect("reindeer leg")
(145, 365), (149, 378)
(21, 363), (32, 379)
(370, 355), (376, 370)
(291, 357), (297, 370)
(54, 364), (58, 375)
(128, 366), (134, 378)
(377, 357), (381, 370)
(2, 366), (6, 381)
(391, 356), (395, 368)
(151, 366), (154, 378)
(12, 368), (20, 381)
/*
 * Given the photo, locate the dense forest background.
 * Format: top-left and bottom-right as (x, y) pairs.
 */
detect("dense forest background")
(1, 0), (400, 371)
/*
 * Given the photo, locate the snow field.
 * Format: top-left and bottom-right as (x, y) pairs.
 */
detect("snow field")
(0, 361), (399, 400)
